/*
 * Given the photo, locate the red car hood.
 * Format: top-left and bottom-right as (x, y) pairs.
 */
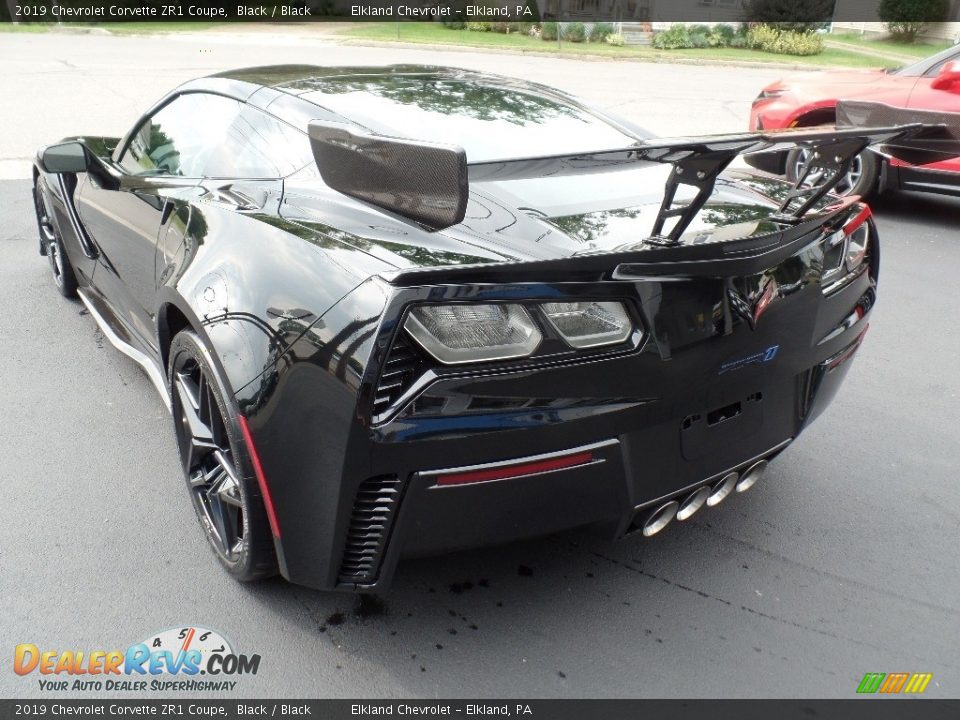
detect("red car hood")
(771, 69), (913, 106)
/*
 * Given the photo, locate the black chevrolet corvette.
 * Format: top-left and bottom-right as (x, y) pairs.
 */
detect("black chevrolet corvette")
(32, 65), (955, 591)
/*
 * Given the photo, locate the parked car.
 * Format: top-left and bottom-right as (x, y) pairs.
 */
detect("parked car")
(748, 45), (960, 197)
(35, 66), (923, 591)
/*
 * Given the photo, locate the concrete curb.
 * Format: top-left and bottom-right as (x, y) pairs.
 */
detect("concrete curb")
(45, 26), (111, 35)
(334, 38), (865, 71)
(24, 26), (870, 72)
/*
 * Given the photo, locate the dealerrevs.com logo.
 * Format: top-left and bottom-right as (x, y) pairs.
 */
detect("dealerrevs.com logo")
(13, 626), (260, 692)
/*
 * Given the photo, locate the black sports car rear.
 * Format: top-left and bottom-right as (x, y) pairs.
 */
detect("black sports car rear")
(32, 65), (915, 591)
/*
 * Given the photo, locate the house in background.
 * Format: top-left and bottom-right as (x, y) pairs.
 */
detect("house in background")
(831, 0), (960, 42)
(538, 0), (960, 44)
(538, 0), (744, 23)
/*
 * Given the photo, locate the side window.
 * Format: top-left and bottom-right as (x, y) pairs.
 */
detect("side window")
(202, 105), (313, 179)
(925, 50), (960, 77)
(119, 94), (241, 177)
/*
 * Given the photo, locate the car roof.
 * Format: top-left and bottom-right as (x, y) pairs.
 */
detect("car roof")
(184, 64), (553, 105)
(210, 63), (454, 85)
(171, 64), (646, 158)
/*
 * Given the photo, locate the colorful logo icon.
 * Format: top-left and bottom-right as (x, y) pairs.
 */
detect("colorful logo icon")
(856, 672), (932, 694)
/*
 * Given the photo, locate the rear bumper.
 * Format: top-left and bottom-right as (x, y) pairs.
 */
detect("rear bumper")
(395, 437), (792, 557)
(370, 317), (867, 590)
(240, 214), (878, 592)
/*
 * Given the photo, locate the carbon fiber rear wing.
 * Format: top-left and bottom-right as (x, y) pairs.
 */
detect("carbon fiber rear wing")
(308, 101), (960, 242)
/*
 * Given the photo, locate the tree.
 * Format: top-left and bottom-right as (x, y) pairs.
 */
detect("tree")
(742, 0), (836, 33)
(879, 0), (950, 41)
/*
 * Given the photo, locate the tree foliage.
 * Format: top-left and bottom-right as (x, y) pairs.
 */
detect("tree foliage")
(742, 0), (836, 33)
(878, 0), (950, 41)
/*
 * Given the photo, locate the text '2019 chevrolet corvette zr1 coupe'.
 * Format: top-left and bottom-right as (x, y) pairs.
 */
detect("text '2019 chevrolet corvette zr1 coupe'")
(32, 65), (959, 591)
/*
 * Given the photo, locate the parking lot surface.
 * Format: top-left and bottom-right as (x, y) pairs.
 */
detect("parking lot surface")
(1, 31), (958, 699)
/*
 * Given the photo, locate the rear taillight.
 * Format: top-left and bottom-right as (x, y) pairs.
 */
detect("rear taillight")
(822, 205), (872, 294)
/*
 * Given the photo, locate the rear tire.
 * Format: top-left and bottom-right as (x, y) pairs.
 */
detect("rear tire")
(34, 180), (78, 298)
(785, 147), (879, 200)
(168, 329), (278, 582)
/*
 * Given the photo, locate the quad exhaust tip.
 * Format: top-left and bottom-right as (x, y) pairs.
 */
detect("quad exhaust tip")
(707, 471), (739, 507)
(735, 460), (767, 493)
(637, 457), (771, 539)
(676, 485), (710, 521)
(642, 500), (679, 537)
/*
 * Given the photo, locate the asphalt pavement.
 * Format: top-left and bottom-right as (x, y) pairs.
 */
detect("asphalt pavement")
(1, 29), (959, 700)
(0, 30), (791, 178)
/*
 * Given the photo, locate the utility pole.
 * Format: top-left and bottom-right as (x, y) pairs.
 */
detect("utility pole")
(5, 0), (20, 23)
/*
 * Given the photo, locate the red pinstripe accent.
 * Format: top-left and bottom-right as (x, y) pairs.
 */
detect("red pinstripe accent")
(436, 451), (595, 486)
(238, 415), (281, 538)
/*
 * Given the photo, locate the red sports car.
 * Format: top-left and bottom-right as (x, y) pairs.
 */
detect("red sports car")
(748, 45), (960, 198)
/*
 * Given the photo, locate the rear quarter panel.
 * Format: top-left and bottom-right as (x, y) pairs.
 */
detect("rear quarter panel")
(156, 191), (393, 397)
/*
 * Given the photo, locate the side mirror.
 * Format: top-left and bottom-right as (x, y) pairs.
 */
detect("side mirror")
(39, 142), (90, 174)
(931, 61), (960, 92)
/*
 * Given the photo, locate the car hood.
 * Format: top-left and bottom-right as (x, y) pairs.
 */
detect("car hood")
(769, 69), (913, 104)
(782, 69), (890, 86)
(278, 166), (797, 274)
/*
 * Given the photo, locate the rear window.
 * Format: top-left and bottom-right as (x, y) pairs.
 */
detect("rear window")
(300, 77), (638, 163)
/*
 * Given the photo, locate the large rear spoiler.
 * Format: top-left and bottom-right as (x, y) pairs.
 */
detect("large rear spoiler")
(308, 101), (960, 243)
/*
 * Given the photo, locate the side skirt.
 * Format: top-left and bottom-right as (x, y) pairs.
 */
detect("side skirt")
(897, 166), (960, 198)
(77, 286), (171, 412)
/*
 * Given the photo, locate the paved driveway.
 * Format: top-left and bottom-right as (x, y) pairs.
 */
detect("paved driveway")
(1, 30), (958, 699)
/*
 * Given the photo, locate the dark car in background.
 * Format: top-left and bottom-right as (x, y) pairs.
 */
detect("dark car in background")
(33, 65), (904, 591)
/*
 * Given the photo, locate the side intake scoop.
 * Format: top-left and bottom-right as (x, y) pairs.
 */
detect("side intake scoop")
(308, 121), (468, 231)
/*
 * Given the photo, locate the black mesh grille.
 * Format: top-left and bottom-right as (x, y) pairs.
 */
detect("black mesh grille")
(337, 475), (404, 585)
(372, 334), (424, 418)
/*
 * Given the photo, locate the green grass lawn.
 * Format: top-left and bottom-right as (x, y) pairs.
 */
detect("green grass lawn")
(341, 23), (897, 68)
(828, 32), (953, 58)
(94, 22), (227, 34)
(0, 22), (50, 32)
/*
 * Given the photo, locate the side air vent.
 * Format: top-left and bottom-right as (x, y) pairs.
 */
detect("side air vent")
(372, 334), (426, 418)
(337, 474), (405, 585)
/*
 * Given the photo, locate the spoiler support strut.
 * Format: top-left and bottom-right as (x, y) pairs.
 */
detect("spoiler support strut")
(769, 136), (872, 224)
(647, 148), (739, 246)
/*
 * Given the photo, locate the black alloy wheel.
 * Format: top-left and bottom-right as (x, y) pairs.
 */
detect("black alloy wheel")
(33, 181), (78, 298)
(169, 330), (278, 582)
(785, 147), (879, 200)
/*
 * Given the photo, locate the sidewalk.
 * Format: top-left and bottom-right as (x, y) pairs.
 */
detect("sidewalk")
(823, 39), (916, 64)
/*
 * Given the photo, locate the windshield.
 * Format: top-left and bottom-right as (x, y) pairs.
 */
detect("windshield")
(297, 76), (640, 163)
(895, 45), (960, 77)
